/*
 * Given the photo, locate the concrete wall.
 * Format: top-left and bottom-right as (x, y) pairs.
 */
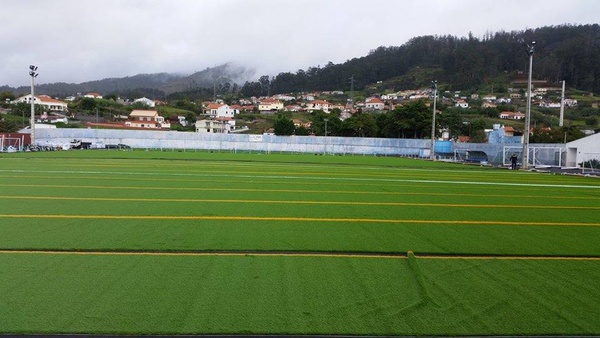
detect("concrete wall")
(35, 128), (429, 156)
(34, 128), (566, 165)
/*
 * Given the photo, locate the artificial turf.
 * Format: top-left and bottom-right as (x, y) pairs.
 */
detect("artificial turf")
(0, 150), (599, 335)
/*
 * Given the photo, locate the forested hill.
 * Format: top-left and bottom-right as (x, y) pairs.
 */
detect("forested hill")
(241, 24), (600, 96)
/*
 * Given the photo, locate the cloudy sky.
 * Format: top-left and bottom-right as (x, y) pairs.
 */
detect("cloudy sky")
(1, 0), (599, 87)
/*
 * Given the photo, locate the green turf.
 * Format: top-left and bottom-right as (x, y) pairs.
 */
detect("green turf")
(0, 252), (598, 335)
(0, 151), (599, 335)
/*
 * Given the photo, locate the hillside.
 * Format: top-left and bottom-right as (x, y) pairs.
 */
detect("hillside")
(240, 24), (600, 96)
(2, 63), (255, 98)
(2, 24), (599, 99)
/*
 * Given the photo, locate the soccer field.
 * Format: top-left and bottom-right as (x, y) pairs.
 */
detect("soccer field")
(0, 150), (599, 335)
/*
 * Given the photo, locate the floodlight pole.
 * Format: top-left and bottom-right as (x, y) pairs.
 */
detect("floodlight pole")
(522, 42), (535, 170)
(29, 65), (39, 147)
(430, 80), (437, 160)
(323, 118), (328, 154)
(559, 80), (565, 127)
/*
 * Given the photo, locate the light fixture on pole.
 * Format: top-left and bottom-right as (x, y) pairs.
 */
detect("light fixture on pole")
(430, 80), (438, 160)
(522, 41), (535, 170)
(29, 65), (38, 147)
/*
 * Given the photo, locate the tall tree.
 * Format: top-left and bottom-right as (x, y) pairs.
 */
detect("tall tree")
(273, 114), (295, 136)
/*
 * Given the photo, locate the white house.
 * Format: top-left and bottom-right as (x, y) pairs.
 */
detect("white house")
(12, 95), (68, 112)
(454, 100), (469, 109)
(258, 98), (284, 113)
(205, 103), (238, 118)
(499, 111), (525, 120)
(365, 97), (385, 111)
(125, 110), (170, 129)
(381, 94), (398, 100)
(539, 101), (561, 108)
(195, 118), (236, 133)
(273, 94), (295, 101)
(84, 92), (103, 99)
(133, 97), (156, 108)
(564, 99), (578, 107)
(305, 99), (332, 112)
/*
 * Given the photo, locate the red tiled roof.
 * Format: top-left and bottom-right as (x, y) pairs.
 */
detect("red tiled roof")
(366, 97), (384, 104)
(206, 103), (225, 110)
(37, 95), (65, 104)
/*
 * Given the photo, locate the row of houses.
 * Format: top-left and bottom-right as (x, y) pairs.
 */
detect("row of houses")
(121, 109), (247, 134)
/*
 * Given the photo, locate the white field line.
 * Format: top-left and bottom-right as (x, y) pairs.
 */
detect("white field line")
(1, 169), (599, 189)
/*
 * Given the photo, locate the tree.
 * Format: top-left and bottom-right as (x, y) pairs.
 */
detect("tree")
(310, 110), (341, 136)
(104, 93), (118, 101)
(295, 125), (310, 136)
(438, 110), (464, 139)
(0, 119), (18, 133)
(381, 100), (431, 138)
(0, 92), (16, 107)
(468, 118), (488, 142)
(79, 97), (97, 111)
(273, 114), (295, 135)
(585, 116), (597, 126)
(339, 113), (378, 137)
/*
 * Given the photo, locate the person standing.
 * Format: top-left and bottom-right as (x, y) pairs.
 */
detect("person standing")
(510, 153), (518, 170)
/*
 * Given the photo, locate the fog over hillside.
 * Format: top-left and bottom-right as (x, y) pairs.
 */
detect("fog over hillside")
(2, 63), (256, 97)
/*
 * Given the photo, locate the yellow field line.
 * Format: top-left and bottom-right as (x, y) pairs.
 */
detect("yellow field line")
(0, 214), (599, 227)
(0, 250), (598, 261)
(416, 255), (600, 261)
(0, 194), (598, 210)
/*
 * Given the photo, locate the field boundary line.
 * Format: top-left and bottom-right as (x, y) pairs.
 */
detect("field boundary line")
(1, 249), (599, 261)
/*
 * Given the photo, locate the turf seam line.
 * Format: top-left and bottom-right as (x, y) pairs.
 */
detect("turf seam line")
(1, 214), (599, 227)
(1, 249), (599, 260)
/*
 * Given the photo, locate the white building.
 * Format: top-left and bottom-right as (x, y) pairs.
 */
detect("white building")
(12, 95), (68, 112)
(125, 110), (170, 129)
(566, 133), (600, 167)
(205, 103), (239, 118)
(499, 111), (525, 120)
(133, 97), (156, 108)
(454, 100), (469, 109)
(84, 92), (103, 99)
(258, 98), (284, 113)
(365, 97), (385, 111)
(195, 118), (236, 133)
(305, 100), (332, 112)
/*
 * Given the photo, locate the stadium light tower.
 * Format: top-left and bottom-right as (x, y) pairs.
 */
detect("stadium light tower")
(323, 118), (328, 154)
(430, 80), (437, 160)
(522, 41), (535, 170)
(29, 65), (39, 146)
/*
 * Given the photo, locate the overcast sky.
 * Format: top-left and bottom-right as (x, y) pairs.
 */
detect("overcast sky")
(1, 0), (599, 87)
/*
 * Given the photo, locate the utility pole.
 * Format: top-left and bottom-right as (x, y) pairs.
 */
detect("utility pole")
(522, 41), (535, 170)
(430, 80), (438, 160)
